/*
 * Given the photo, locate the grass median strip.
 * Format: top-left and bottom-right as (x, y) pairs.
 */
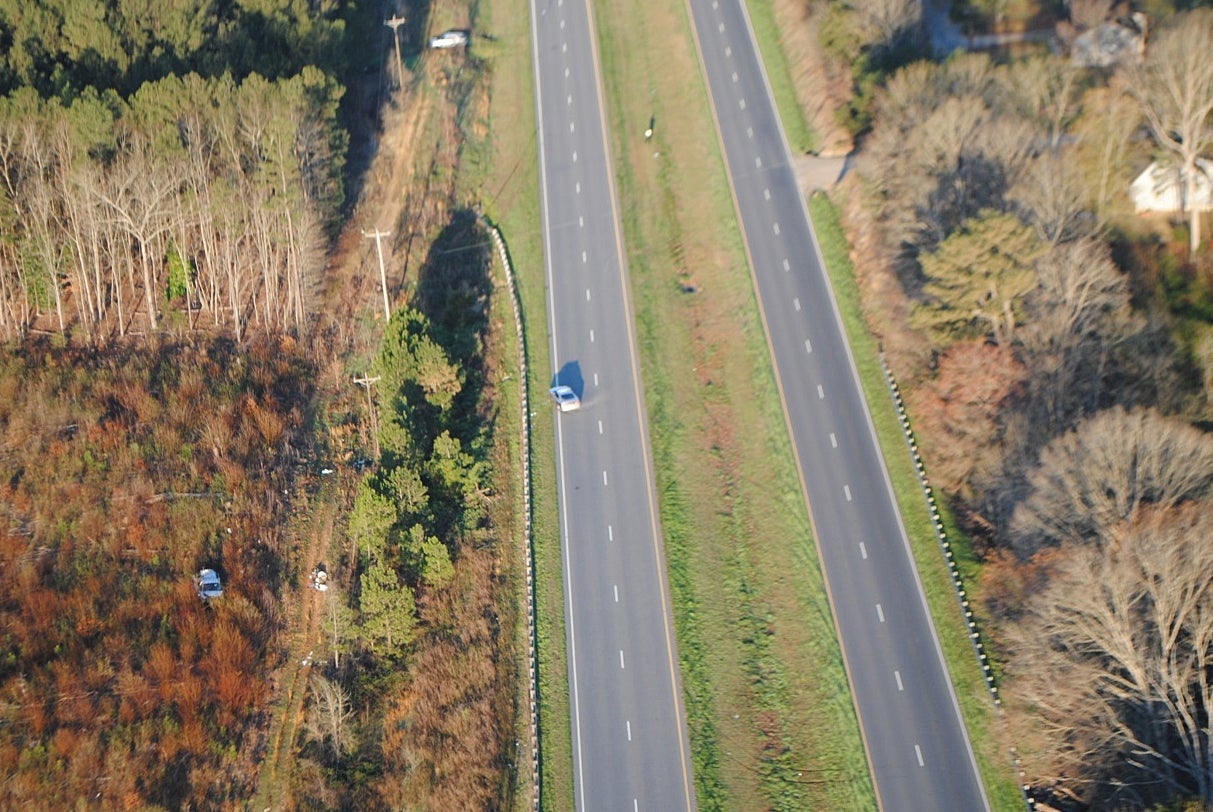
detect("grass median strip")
(590, 0), (873, 807)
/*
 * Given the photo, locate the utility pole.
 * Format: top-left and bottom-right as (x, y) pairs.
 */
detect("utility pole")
(353, 375), (382, 461)
(384, 14), (406, 89)
(362, 228), (392, 321)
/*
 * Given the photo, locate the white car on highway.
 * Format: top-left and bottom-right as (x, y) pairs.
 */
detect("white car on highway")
(549, 385), (581, 412)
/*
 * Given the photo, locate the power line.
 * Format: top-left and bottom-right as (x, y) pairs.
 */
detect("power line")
(352, 375), (381, 461)
(361, 228), (392, 321)
(384, 15), (406, 90)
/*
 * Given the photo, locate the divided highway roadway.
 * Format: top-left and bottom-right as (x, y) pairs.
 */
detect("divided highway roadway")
(528, 0), (696, 808)
(684, 0), (990, 809)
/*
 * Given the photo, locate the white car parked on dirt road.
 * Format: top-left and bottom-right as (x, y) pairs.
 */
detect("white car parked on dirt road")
(429, 29), (469, 49)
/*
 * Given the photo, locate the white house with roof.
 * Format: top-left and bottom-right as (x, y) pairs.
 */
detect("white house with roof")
(1131, 159), (1213, 214)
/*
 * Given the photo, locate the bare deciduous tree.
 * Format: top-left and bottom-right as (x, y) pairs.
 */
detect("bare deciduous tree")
(1012, 150), (1099, 246)
(1128, 9), (1213, 252)
(1008, 506), (1213, 807)
(1067, 0), (1121, 31)
(304, 673), (355, 759)
(1010, 56), (1085, 150)
(852, 0), (921, 52)
(1010, 407), (1213, 555)
(1017, 239), (1139, 429)
(1072, 80), (1140, 224)
(861, 55), (1037, 256)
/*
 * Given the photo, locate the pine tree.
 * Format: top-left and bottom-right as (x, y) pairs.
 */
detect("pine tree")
(358, 561), (416, 657)
(914, 209), (1044, 345)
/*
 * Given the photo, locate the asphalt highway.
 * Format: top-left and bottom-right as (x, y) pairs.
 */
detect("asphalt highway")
(528, 0), (697, 809)
(683, 0), (991, 809)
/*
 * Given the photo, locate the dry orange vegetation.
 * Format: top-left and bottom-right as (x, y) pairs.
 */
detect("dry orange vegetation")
(0, 335), (315, 809)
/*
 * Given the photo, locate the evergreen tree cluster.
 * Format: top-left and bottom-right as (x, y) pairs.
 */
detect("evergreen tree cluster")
(346, 213), (494, 665)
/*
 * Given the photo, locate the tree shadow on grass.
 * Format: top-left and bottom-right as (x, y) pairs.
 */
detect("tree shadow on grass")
(412, 207), (494, 443)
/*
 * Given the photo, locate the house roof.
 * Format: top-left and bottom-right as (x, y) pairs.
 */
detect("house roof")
(1130, 159), (1213, 213)
(1071, 22), (1142, 68)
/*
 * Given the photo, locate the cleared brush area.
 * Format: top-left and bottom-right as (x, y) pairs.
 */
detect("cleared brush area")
(587, 0), (875, 808)
(253, 0), (543, 808)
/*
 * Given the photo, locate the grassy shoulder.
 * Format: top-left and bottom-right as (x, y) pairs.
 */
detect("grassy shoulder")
(808, 194), (1024, 811)
(591, 0), (872, 808)
(740, 0), (816, 153)
(476, 0), (575, 807)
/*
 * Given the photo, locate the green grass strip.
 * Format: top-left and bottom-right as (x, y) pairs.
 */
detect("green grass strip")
(741, 0), (817, 154)
(477, 0), (575, 805)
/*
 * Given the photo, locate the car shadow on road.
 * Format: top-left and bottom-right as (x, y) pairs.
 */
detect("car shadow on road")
(553, 361), (584, 398)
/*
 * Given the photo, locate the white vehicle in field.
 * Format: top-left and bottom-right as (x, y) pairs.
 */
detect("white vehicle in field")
(196, 568), (223, 600)
(429, 29), (469, 49)
(549, 385), (581, 412)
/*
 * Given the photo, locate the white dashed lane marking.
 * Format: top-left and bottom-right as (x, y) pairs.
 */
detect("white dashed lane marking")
(876, 603), (885, 622)
(860, 542), (868, 559)
(830, 432), (837, 447)
(895, 670), (904, 691)
(817, 384), (825, 399)
(915, 745), (925, 767)
(844, 485), (852, 502)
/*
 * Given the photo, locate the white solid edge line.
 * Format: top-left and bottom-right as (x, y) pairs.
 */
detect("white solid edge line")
(528, 0), (587, 807)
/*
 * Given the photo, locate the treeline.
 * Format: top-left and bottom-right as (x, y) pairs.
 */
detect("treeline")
(0, 335), (315, 808)
(844, 9), (1213, 810)
(0, 0), (353, 341)
(294, 213), (518, 810)
(0, 0), (349, 100)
